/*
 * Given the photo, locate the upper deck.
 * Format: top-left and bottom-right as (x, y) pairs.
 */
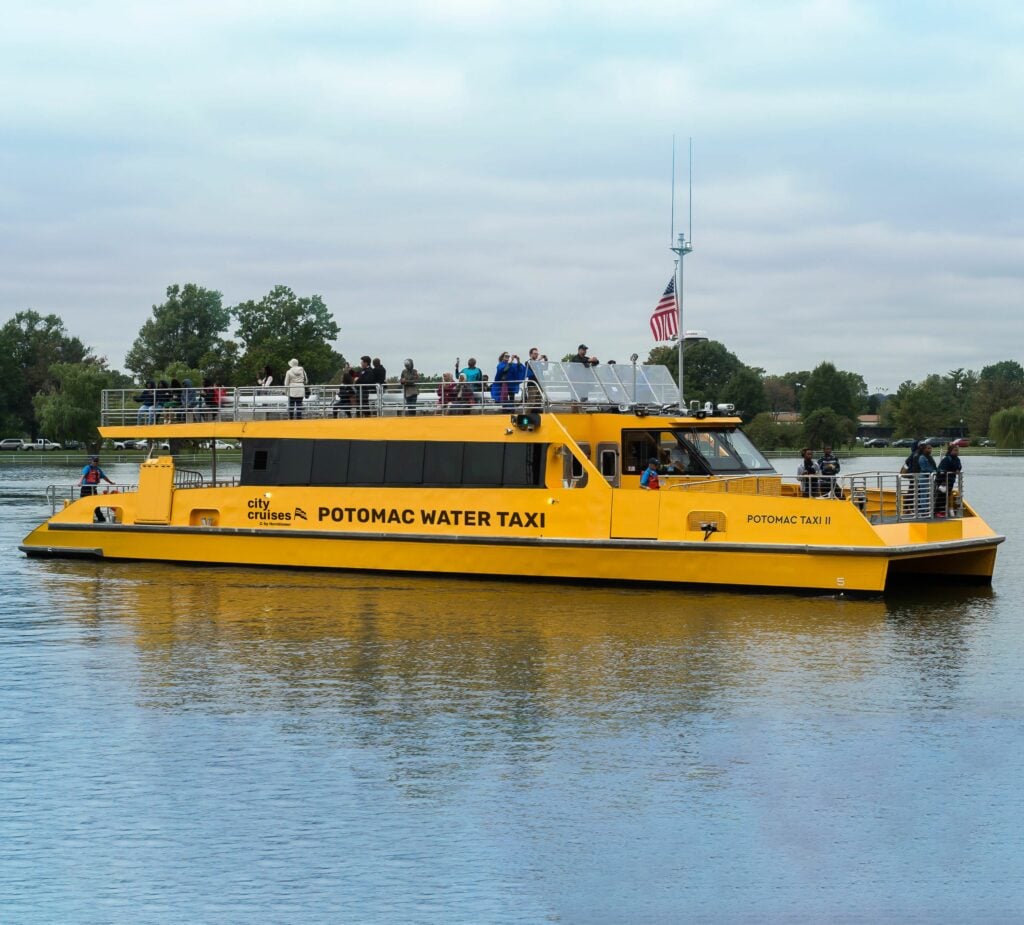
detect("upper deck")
(100, 362), (689, 428)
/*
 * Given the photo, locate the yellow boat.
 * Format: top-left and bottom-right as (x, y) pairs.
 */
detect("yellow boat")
(20, 363), (1003, 593)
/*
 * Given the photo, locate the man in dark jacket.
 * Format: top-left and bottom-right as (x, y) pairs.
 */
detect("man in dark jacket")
(935, 444), (963, 517)
(818, 445), (842, 498)
(901, 440), (921, 474)
(355, 355), (375, 416)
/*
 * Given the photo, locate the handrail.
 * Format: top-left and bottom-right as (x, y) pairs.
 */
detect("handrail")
(99, 364), (693, 426)
(669, 469), (965, 524)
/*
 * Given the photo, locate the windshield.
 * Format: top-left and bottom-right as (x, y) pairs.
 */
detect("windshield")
(679, 428), (775, 473)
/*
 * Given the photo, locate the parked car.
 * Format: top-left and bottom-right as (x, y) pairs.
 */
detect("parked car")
(949, 438), (971, 448)
(63, 440), (83, 450)
(113, 439), (143, 450)
(976, 438), (995, 447)
(863, 438), (890, 448)
(0, 438), (27, 451)
(921, 436), (946, 447)
(891, 438), (917, 447)
(213, 441), (238, 451)
(21, 439), (61, 451)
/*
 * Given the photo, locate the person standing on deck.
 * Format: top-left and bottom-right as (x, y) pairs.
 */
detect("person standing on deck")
(79, 456), (115, 523)
(284, 358), (307, 420)
(353, 356), (374, 416)
(640, 458), (661, 490)
(400, 359), (420, 416)
(818, 445), (842, 499)
(460, 358), (483, 400)
(936, 443), (963, 517)
(797, 448), (820, 497)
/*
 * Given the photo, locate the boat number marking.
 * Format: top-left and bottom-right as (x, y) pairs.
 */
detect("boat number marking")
(746, 514), (831, 526)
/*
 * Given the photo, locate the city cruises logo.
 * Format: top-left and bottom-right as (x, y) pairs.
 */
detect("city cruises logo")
(247, 497), (306, 524)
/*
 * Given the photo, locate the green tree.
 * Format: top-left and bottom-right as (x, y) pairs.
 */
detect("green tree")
(0, 310), (90, 437)
(125, 284), (231, 378)
(990, 406), (1024, 448)
(745, 412), (803, 451)
(800, 362), (859, 421)
(721, 366), (767, 421)
(763, 375), (797, 415)
(33, 361), (132, 446)
(681, 340), (743, 404)
(232, 285), (344, 384)
(892, 374), (950, 437)
(968, 360), (1024, 436)
(802, 408), (856, 449)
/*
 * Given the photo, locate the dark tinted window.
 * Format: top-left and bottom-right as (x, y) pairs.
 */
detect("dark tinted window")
(311, 440), (349, 485)
(385, 441), (425, 485)
(423, 442), (464, 485)
(463, 443), (505, 486)
(622, 431), (658, 475)
(348, 441), (387, 484)
(242, 440), (279, 482)
(503, 444), (541, 487)
(241, 439), (545, 488)
(277, 439), (314, 485)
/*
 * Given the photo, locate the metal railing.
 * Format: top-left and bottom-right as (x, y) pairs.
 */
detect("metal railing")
(100, 364), (687, 426)
(669, 470), (965, 524)
(44, 475), (241, 514)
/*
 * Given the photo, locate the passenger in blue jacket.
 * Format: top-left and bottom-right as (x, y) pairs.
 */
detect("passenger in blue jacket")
(491, 352), (526, 408)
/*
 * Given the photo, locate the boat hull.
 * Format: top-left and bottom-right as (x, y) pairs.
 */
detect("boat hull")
(20, 520), (1002, 594)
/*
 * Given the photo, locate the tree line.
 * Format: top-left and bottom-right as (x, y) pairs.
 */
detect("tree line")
(2, 282), (1023, 447)
(648, 342), (1024, 449)
(1, 284), (345, 445)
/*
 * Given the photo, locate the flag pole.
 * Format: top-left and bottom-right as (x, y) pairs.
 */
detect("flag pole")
(671, 232), (692, 408)
(670, 139), (693, 408)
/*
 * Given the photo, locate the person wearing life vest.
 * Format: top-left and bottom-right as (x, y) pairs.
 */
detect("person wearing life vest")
(79, 456), (115, 523)
(640, 457), (661, 490)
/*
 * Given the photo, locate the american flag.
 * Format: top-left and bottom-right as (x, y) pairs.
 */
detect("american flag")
(649, 275), (678, 341)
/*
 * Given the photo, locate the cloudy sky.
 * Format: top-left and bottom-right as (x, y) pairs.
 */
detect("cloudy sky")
(2, 0), (1022, 388)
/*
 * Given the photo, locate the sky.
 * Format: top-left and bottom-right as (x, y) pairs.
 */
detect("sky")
(2, 0), (1022, 389)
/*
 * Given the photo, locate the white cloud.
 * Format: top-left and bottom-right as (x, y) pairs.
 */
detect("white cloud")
(1, 0), (1022, 386)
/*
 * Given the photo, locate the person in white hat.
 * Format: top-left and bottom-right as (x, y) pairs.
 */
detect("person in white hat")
(283, 358), (307, 419)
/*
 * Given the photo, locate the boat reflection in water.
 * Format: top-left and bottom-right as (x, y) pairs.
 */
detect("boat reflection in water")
(40, 559), (987, 720)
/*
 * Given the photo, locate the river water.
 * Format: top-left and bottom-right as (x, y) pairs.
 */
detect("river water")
(1, 456), (1021, 923)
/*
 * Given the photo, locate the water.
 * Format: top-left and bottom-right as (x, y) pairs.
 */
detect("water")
(1, 457), (1022, 923)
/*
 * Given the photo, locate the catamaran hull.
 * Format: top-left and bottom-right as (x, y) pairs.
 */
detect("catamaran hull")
(20, 522), (1002, 594)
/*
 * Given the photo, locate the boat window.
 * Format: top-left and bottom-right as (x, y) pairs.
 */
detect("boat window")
(503, 443), (539, 487)
(463, 443), (506, 486)
(349, 441), (387, 483)
(311, 440), (350, 485)
(385, 441), (425, 485)
(242, 439), (546, 489)
(277, 439), (314, 485)
(423, 442), (464, 485)
(562, 442), (590, 487)
(622, 430), (708, 476)
(678, 429), (774, 473)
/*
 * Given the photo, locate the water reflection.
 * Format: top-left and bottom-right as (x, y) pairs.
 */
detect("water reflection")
(35, 561), (961, 714)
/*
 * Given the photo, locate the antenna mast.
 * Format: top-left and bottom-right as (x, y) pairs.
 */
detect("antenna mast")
(671, 138), (693, 407)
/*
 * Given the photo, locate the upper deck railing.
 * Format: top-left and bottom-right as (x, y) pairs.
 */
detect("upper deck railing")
(100, 363), (685, 426)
